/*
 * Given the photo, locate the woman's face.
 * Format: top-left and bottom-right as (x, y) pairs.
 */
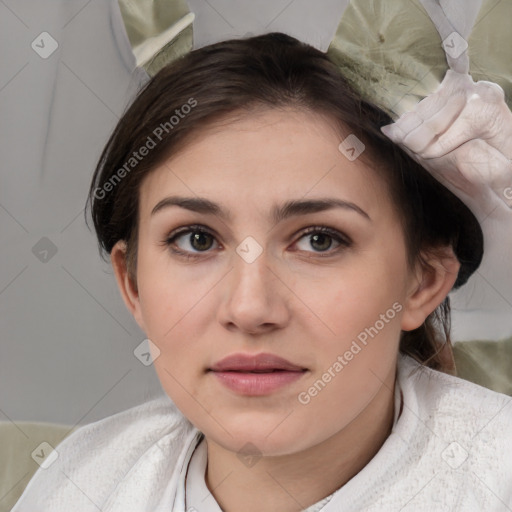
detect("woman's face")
(116, 108), (424, 456)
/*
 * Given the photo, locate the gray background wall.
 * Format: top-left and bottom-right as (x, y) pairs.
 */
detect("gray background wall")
(0, 0), (349, 426)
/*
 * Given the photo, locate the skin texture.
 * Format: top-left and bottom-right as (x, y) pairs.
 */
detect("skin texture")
(111, 108), (459, 512)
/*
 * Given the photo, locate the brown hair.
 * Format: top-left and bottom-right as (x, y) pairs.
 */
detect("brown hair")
(85, 32), (483, 372)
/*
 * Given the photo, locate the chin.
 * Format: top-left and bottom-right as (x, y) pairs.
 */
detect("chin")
(206, 420), (314, 458)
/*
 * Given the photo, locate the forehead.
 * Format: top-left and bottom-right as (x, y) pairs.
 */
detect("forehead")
(138, 108), (389, 221)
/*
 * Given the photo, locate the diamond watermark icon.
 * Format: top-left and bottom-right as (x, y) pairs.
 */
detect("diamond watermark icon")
(31, 31), (59, 59)
(32, 237), (58, 263)
(236, 236), (263, 264)
(31, 442), (59, 469)
(504, 186), (512, 204)
(338, 134), (365, 161)
(237, 442), (262, 468)
(441, 441), (468, 469)
(134, 338), (161, 366)
(442, 32), (468, 59)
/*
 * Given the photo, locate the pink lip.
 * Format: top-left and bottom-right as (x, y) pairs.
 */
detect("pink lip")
(209, 352), (306, 372)
(208, 352), (308, 396)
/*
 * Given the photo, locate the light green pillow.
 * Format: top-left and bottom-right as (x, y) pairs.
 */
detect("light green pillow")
(453, 336), (512, 396)
(0, 422), (76, 512)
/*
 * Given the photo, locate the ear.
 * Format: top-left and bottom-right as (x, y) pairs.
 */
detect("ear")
(110, 240), (146, 332)
(401, 246), (461, 331)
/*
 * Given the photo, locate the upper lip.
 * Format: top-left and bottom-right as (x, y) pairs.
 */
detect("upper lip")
(209, 352), (307, 372)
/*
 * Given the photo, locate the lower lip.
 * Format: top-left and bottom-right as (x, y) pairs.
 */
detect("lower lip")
(210, 370), (306, 396)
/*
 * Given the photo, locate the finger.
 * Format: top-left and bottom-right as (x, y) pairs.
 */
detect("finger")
(391, 90), (450, 140)
(420, 89), (512, 159)
(418, 98), (490, 159)
(402, 94), (467, 153)
(413, 88), (450, 121)
(381, 111), (421, 143)
(474, 80), (505, 103)
(382, 102), (449, 144)
(420, 82), (512, 159)
(381, 72), (473, 144)
(381, 80), (457, 143)
(380, 122), (405, 142)
(389, 73), (472, 146)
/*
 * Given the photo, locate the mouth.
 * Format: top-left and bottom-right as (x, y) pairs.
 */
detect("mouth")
(207, 352), (308, 396)
(209, 368), (307, 396)
(208, 352), (307, 373)
(209, 369), (306, 373)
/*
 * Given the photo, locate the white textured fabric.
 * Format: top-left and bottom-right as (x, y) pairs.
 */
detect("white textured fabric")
(184, 434), (340, 511)
(11, 353), (512, 511)
(184, 382), (405, 512)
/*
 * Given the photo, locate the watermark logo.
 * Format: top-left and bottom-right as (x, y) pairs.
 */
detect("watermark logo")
(442, 32), (468, 59)
(441, 441), (468, 469)
(236, 236), (263, 264)
(93, 98), (197, 200)
(152, 98), (198, 140)
(31, 442), (59, 469)
(338, 134), (365, 161)
(31, 32), (58, 59)
(134, 338), (161, 366)
(32, 237), (58, 263)
(237, 441), (262, 468)
(297, 301), (403, 405)
(504, 186), (512, 203)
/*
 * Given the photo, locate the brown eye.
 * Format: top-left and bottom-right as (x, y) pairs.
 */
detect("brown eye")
(187, 231), (214, 251)
(164, 225), (219, 256)
(309, 232), (333, 251)
(293, 226), (351, 255)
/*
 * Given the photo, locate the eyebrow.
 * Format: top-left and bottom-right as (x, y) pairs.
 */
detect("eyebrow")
(150, 195), (371, 223)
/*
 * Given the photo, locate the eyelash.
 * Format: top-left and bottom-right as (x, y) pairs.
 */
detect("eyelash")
(161, 224), (352, 260)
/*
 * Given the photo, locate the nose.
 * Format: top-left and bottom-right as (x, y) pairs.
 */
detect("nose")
(217, 247), (290, 335)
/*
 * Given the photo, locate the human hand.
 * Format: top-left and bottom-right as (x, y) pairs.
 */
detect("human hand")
(381, 70), (512, 222)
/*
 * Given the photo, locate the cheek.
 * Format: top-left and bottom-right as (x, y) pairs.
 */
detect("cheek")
(139, 271), (210, 417)
(134, 258), (205, 400)
(292, 237), (409, 400)
(138, 279), (206, 363)
(300, 249), (408, 340)
(136, 243), (210, 338)
(292, 250), (407, 433)
(135, 247), (220, 367)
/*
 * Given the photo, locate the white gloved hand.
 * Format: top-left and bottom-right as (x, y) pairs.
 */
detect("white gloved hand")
(381, 69), (512, 341)
(381, 69), (512, 223)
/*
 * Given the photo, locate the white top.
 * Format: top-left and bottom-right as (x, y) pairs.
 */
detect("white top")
(12, 354), (512, 511)
(183, 382), (404, 512)
(184, 436), (339, 512)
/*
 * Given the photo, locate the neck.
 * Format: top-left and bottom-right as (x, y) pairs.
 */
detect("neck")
(204, 364), (398, 512)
